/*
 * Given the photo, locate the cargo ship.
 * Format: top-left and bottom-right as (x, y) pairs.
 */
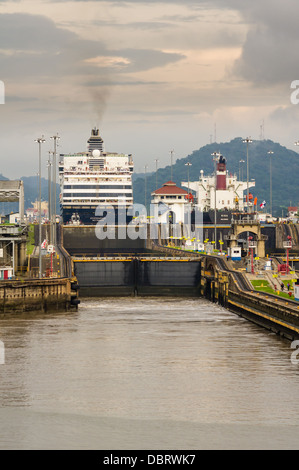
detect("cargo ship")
(59, 128), (134, 225)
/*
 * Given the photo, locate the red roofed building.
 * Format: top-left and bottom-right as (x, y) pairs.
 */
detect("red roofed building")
(151, 181), (190, 224)
(288, 206), (298, 217)
(152, 181), (189, 196)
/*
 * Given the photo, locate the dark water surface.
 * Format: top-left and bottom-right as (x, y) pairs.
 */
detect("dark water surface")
(0, 297), (299, 449)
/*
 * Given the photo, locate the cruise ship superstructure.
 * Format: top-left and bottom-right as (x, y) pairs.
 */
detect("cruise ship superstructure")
(59, 128), (134, 224)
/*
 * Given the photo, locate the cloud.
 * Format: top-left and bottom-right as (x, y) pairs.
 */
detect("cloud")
(81, 0), (299, 87)
(270, 104), (299, 125)
(0, 13), (103, 80)
(231, 0), (299, 85)
(0, 12), (185, 81)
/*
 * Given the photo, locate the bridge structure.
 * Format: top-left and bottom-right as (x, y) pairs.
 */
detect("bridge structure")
(0, 180), (25, 223)
(0, 181), (27, 277)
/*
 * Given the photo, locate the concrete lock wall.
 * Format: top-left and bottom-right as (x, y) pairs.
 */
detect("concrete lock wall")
(0, 278), (78, 315)
(227, 290), (299, 341)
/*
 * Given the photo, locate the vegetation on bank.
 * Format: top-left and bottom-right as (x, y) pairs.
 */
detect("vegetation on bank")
(26, 224), (35, 255)
(251, 279), (295, 300)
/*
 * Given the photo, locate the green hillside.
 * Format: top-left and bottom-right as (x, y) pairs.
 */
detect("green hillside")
(1, 137), (298, 218)
(133, 138), (299, 217)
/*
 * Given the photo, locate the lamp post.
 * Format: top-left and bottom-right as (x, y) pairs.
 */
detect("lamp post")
(243, 138), (252, 212)
(185, 162), (192, 198)
(267, 151), (274, 216)
(36, 171), (39, 217)
(155, 159), (159, 190)
(211, 152), (220, 249)
(50, 134), (60, 248)
(284, 235), (292, 275)
(47, 153), (53, 245)
(239, 159), (245, 181)
(185, 162), (192, 243)
(35, 136), (46, 278)
(170, 150), (174, 181)
(248, 236), (255, 274)
(144, 164), (148, 209)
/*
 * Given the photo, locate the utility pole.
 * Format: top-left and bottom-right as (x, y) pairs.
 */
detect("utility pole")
(155, 159), (159, 189)
(144, 165), (148, 209)
(268, 151), (274, 216)
(47, 153), (52, 245)
(50, 133), (60, 248)
(211, 152), (220, 250)
(239, 159), (245, 182)
(35, 136), (46, 278)
(185, 162), (192, 197)
(185, 162), (192, 242)
(170, 150), (174, 181)
(243, 137), (253, 212)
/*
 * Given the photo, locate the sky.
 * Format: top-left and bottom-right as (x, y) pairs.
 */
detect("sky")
(1, 0), (299, 178)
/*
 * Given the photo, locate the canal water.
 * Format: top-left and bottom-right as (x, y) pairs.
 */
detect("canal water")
(0, 297), (299, 450)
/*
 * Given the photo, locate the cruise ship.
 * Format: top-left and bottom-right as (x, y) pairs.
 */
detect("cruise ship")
(59, 128), (134, 225)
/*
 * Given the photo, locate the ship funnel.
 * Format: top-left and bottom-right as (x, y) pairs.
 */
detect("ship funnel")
(216, 154), (226, 190)
(88, 128), (104, 153)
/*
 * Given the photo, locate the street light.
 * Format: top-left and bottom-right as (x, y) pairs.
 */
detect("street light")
(155, 159), (159, 190)
(211, 152), (221, 249)
(47, 152), (53, 245)
(50, 134), (60, 248)
(144, 164), (148, 208)
(34, 136), (46, 278)
(267, 151), (274, 216)
(185, 162), (192, 243)
(239, 159), (245, 181)
(170, 150), (174, 181)
(243, 137), (253, 212)
(185, 162), (192, 197)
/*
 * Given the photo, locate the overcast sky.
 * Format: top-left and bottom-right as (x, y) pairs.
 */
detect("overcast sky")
(0, 0), (299, 178)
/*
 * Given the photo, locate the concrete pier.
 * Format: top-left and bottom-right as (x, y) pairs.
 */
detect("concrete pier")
(0, 278), (79, 315)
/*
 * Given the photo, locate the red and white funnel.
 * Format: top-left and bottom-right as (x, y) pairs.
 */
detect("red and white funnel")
(216, 155), (226, 190)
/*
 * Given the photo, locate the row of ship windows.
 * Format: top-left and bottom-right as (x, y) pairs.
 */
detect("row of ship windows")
(62, 200), (132, 204)
(63, 193), (132, 198)
(159, 195), (184, 199)
(63, 185), (132, 190)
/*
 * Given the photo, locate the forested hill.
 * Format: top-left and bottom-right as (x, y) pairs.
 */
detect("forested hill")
(0, 137), (298, 218)
(133, 137), (299, 217)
